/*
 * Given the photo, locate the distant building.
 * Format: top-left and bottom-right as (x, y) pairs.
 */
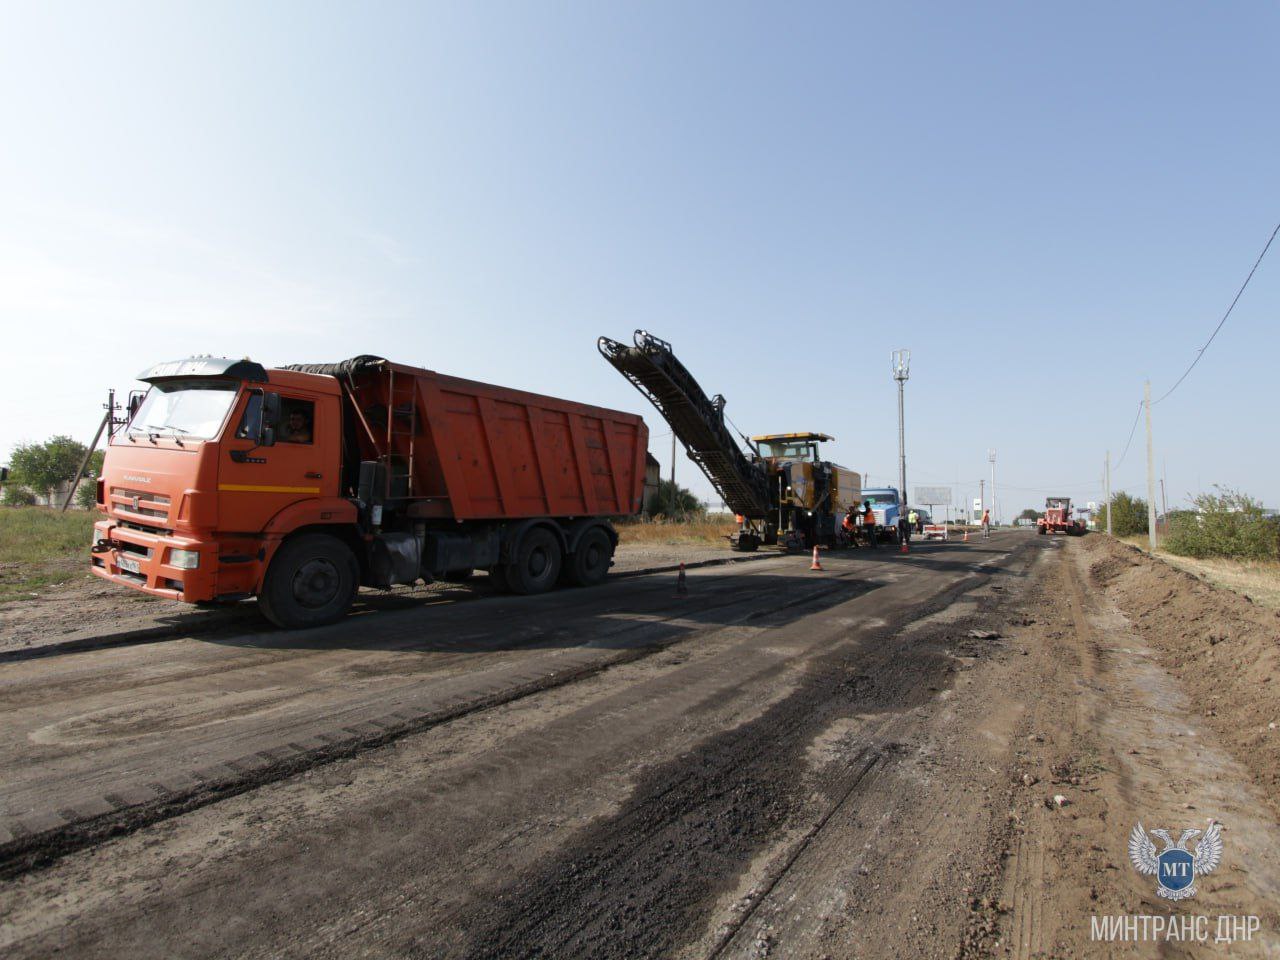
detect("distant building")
(643, 453), (661, 514)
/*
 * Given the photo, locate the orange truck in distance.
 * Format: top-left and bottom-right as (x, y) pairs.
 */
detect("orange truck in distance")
(91, 356), (648, 628)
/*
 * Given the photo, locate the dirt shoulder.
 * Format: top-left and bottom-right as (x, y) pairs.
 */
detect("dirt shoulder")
(975, 535), (1280, 956)
(1084, 534), (1280, 811)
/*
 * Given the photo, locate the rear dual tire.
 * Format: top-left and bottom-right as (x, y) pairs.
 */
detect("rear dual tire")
(506, 527), (563, 595)
(563, 527), (612, 587)
(492, 526), (614, 594)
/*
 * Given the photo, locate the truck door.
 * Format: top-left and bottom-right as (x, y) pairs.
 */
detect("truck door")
(218, 390), (339, 532)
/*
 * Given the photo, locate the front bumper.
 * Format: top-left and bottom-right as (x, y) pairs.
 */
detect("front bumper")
(90, 521), (222, 602)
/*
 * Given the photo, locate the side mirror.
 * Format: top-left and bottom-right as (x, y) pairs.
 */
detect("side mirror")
(127, 390), (145, 421)
(260, 392), (280, 447)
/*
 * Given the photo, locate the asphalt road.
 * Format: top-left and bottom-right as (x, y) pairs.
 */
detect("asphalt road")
(1, 534), (1038, 958)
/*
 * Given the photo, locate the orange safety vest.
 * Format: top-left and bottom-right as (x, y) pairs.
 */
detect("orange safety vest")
(864, 507), (875, 524)
(982, 511), (990, 524)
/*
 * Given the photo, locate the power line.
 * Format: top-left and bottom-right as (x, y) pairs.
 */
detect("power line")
(1112, 401), (1145, 472)
(1153, 219), (1280, 405)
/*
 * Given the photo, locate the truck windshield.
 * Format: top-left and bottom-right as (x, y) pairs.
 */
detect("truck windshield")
(862, 493), (897, 506)
(126, 380), (239, 440)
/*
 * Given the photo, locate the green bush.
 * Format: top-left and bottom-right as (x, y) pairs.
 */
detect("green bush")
(1164, 488), (1279, 561)
(2, 485), (38, 507)
(1097, 491), (1148, 537)
(74, 479), (98, 510)
(645, 480), (705, 518)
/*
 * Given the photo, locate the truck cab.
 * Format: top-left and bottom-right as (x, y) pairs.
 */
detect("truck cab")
(91, 357), (350, 614)
(859, 487), (903, 542)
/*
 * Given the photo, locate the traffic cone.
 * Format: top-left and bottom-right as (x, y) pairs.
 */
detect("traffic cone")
(900, 537), (909, 554)
(675, 563), (688, 597)
(809, 546), (823, 571)
(962, 529), (969, 542)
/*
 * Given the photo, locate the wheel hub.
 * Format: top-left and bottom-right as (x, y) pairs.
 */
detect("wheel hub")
(293, 558), (340, 609)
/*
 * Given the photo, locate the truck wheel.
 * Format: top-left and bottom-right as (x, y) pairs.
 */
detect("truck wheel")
(505, 527), (562, 595)
(442, 568), (474, 583)
(565, 527), (613, 587)
(258, 534), (359, 629)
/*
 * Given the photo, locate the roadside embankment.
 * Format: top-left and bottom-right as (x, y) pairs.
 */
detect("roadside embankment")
(1084, 533), (1280, 806)
(1118, 533), (1280, 611)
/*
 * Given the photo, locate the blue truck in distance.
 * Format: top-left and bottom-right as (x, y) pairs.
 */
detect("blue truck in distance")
(861, 487), (904, 542)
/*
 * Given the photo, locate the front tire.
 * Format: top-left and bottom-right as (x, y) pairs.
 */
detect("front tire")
(258, 533), (359, 629)
(505, 527), (563, 595)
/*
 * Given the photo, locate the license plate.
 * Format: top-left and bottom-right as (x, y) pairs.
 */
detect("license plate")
(117, 555), (141, 575)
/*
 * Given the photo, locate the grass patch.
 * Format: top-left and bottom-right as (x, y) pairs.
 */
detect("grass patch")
(616, 516), (738, 546)
(0, 506), (98, 603)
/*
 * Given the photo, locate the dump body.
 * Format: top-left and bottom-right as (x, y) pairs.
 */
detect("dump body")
(303, 358), (647, 520)
(92, 355), (647, 627)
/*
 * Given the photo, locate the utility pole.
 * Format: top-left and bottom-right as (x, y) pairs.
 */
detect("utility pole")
(1145, 380), (1157, 551)
(670, 433), (678, 519)
(1104, 449), (1112, 536)
(61, 389), (117, 512)
(892, 350), (910, 521)
(979, 478), (985, 519)
(988, 449), (997, 525)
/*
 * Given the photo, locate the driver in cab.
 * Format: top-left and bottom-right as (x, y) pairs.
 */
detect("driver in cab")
(280, 408), (312, 444)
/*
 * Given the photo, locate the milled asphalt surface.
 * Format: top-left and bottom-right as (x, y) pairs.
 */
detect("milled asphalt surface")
(1, 534), (1034, 958)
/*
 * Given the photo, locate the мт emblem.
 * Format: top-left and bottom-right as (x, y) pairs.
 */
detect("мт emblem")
(1128, 822), (1222, 900)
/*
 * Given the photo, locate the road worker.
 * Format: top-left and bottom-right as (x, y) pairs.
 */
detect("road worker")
(863, 502), (878, 548)
(981, 508), (991, 539)
(842, 506), (859, 547)
(908, 509), (920, 534)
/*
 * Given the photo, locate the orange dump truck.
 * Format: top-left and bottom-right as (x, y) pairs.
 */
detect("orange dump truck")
(91, 356), (648, 628)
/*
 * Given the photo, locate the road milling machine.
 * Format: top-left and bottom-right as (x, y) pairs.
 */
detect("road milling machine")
(599, 330), (861, 552)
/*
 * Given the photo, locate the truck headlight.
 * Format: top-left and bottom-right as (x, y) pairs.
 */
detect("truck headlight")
(169, 548), (200, 569)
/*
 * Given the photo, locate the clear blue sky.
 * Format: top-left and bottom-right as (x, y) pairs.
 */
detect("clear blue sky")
(1, 1), (1275, 519)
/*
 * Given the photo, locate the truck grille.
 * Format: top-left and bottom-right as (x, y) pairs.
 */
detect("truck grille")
(110, 487), (172, 523)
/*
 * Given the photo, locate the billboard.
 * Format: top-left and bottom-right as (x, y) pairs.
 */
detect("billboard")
(914, 486), (951, 506)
